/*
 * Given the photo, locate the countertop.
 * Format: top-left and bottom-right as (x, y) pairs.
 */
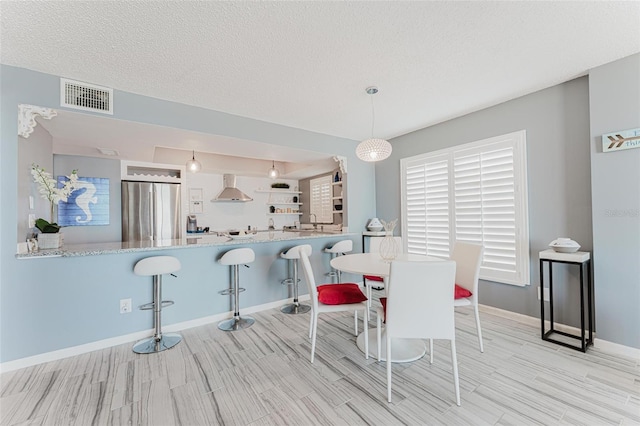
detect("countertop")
(16, 230), (356, 259)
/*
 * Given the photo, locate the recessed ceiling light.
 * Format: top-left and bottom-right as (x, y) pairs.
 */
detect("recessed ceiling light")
(97, 147), (119, 156)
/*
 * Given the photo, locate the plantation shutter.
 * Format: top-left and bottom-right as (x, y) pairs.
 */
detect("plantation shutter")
(310, 175), (333, 223)
(454, 143), (519, 282)
(404, 154), (450, 258)
(401, 130), (529, 286)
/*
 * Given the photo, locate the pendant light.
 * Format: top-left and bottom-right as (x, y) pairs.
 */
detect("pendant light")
(186, 150), (202, 173)
(356, 86), (392, 162)
(268, 160), (280, 179)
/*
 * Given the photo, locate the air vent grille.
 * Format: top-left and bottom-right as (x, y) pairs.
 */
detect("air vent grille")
(60, 78), (113, 114)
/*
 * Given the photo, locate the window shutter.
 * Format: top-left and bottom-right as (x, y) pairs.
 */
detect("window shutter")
(454, 144), (518, 281)
(401, 130), (529, 286)
(310, 175), (332, 223)
(404, 154), (450, 258)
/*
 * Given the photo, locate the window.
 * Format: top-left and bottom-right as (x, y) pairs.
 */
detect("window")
(310, 175), (333, 223)
(401, 130), (530, 286)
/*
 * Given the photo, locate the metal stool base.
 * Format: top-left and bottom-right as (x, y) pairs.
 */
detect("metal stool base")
(133, 333), (182, 354)
(281, 303), (311, 314)
(218, 316), (255, 331)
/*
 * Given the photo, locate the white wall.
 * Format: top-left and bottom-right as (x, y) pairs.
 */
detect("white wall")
(185, 172), (299, 232)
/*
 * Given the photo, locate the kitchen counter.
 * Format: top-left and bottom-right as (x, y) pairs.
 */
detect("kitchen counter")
(16, 230), (357, 259)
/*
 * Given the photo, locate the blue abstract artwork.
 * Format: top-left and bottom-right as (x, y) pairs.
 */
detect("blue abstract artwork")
(57, 176), (110, 226)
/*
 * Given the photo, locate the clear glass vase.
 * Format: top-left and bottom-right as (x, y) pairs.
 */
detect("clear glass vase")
(379, 219), (399, 262)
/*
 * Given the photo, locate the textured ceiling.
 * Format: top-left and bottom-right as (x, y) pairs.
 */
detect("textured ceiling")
(2, 1), (639, 143)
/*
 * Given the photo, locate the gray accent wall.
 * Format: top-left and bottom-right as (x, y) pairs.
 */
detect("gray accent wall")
(588, 54), (640, 349)
(376, 77), (594, 331)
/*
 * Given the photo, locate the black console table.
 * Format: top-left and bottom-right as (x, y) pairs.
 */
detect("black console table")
(539, 249), (593, 352)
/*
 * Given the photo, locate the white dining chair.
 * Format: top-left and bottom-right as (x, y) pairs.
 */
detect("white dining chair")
(364, 236), (403, 310)
(376, 260), (460, 405)
(450, 241), (485, 352)
(299, 249), (369, 363)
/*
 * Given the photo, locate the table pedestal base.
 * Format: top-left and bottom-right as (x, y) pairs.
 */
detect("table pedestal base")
(356, 329), (426, 363)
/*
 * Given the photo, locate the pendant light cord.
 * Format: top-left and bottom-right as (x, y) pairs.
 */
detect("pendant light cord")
(370, 94), (375, 138)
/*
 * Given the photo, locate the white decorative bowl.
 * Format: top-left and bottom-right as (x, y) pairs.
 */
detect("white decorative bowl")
(549, 238), (580, 253)
(367, 218), (383, 232)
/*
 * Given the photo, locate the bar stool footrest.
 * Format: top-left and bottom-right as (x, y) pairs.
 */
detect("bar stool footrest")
(281, 279), (300, 285)
(219, 288), (246, 295)
(139, 300), (174, 310)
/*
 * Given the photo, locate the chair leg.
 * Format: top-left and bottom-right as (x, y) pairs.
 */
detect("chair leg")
(376, 315), (382, 361)
(429, 338), (434, 364)
(366, 281), (372, 310)
(354, 310), (358, 335)
(308, 308), (314, 338)
(311, 312), (318, 363)
(450, 339), (461, 406)
(363, 307), (369, 360)
(386, 335), (392, 403)
(474, 304), (484, 353)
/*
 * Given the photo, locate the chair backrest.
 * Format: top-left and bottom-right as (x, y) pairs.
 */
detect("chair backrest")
(299, 249), (319, 311)
(369, 236), (403, 254)
(449, 242), (483, 301)
(385, 260), (456, 340)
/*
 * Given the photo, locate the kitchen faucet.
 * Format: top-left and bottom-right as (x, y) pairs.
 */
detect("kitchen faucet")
(310, 213), (317, 230)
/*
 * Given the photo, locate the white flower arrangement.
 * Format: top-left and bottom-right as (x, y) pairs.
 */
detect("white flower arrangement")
(31, 164), (79, 232)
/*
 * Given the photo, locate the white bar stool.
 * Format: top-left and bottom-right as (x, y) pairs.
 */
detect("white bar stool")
(218, 248), (255, 331)
(132, 255), (182, 354)
(280, 244), (312, 314)
(324, 239), (353, 283)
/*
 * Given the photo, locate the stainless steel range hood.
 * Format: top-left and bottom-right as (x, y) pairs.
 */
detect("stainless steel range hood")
(212, 174), (253, 202)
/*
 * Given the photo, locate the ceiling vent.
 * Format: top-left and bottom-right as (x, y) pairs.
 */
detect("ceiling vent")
(60, 78), (113, 114)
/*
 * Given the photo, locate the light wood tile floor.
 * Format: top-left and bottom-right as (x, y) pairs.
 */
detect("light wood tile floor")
(1, 295), (639, 425)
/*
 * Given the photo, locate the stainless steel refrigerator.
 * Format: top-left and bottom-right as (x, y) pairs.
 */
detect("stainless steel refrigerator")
(122, 181), (182, 241)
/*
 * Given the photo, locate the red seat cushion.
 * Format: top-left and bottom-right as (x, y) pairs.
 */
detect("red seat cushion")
(364, 275), (384, 282)
(455, 284), (472, 299)
(317, 283), (367, 305)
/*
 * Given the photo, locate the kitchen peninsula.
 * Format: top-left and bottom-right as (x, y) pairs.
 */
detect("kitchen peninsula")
(8, 227), (360, 369)
(16, 229), (356, 258)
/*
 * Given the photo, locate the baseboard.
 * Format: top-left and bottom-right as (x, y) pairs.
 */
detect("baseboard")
(0, 295), (311, 373)
(5, 297), (635, 373)
(479, 304), (640, 360)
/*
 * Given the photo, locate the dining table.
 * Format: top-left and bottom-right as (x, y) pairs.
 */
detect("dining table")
(330, 252), (440, 363)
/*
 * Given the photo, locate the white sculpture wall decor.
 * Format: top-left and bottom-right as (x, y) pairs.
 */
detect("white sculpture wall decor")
(18, 104), (57, 139)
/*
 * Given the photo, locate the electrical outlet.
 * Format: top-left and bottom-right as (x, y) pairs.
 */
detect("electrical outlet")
(28, 214), (36, 228)
(537, 286), (550, 302)
(120, 298), (132, 314)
